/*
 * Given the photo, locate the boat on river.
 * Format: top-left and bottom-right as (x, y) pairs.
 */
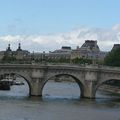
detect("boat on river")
(0, 81), (10, 90)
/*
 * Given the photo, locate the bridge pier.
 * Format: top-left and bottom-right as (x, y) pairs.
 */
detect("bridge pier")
(83, 71), (97, 99)
(83, 81), (96, 99)
(30, 78), (43, 96)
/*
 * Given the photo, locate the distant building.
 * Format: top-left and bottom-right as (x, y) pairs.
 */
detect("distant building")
(30, 46), (72, 62)
(81, 40), (100, 52)
(71, 40), (108, 61)
(111, 44), (120, 51)
(47, 46), (71, 61)
(4, 44), (12, 58)
(0, 43), (30, 61)
(71, 46), (81, 60)
(14, 43), (30, 60)
(0, 51), (5, 60)
(51, 46), (72, 53)
(0, 40), (109, 63)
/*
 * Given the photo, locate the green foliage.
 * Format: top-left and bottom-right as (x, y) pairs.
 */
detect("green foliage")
(46, 58), (70, 63)
(71, 57), (92, 64)
(104, 48), (120, 66)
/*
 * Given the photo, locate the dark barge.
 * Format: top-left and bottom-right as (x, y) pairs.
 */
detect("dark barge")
(0, 81), (10, 90)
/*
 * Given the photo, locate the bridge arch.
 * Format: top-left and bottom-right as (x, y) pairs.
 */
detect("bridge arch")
(95, 78), (120, 98)
(0, 72), (32, 96)
(41, 73), (85, 98)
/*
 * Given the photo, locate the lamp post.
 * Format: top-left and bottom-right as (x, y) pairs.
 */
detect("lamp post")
(42, 51), (46, 64)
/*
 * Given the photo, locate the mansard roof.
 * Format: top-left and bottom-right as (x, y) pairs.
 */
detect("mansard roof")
(81, 40), (100, 51)
(112, 44), (120, 51)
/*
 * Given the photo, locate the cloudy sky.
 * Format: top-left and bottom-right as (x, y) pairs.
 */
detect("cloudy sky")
(0, 0), (120, 52)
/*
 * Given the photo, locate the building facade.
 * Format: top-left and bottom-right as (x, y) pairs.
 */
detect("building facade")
(0, 40), (109, 63)
(0, 43), (30, 62)
(71, 40), (108, 62)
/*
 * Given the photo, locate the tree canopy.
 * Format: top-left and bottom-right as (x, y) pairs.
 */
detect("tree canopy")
(104, 48), (120, 66)
(71, 57), (92, 64)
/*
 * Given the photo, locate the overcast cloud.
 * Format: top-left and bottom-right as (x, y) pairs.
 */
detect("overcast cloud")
(0, 24), (120, 52)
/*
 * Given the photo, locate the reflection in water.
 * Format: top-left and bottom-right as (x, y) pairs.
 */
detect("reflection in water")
(0, 79), (119, 120)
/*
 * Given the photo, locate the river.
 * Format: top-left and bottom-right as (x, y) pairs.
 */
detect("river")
(0, 80), (119, 120)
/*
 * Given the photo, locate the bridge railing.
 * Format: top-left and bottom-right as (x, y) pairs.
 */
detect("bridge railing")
(0, 62), (120, 71)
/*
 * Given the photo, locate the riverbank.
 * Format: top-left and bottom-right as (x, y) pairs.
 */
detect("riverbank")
(99, 85), (120, 95)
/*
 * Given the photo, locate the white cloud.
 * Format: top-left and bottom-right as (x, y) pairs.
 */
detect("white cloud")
(112, 24), (120, 31)
(0, 35), (20, 42)
(0, 24), (120, 52)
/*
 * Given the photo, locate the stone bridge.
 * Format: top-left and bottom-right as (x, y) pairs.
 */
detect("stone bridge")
(0, 63), (120, 99)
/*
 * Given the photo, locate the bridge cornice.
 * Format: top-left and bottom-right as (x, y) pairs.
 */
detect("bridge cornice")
(0, 64), (120, 73)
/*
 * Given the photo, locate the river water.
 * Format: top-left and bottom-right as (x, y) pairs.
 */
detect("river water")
(0, 80), (119, 120)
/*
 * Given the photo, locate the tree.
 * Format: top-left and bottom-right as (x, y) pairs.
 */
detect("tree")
(104, 48), (120, 66)
(71, 57), (92, 64)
